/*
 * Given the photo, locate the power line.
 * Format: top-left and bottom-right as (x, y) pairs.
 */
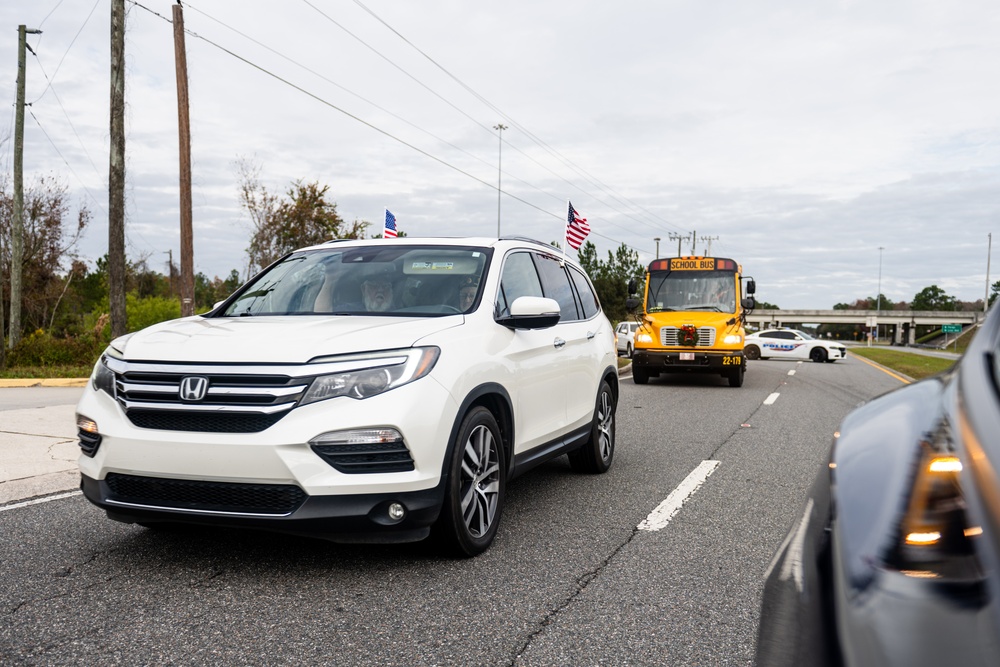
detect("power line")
(125, 1), (652, 258)
(348, 0), (688, 238)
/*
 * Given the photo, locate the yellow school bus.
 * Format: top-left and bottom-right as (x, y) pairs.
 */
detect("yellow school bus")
(626, 256), (755, 387)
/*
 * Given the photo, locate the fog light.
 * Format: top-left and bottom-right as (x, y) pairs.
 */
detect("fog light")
(388, 503), (406, 521)
(76, 414), (99, 434)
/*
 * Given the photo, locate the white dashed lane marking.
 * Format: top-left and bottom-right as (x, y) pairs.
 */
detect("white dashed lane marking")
(764, 392), (780, 405)
(638, 460), (720, 532)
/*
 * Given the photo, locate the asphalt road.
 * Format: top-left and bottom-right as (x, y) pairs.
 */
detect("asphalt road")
(0, 357), (904, 666)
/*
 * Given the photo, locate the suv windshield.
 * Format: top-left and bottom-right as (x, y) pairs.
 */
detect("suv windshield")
(220, 245), (491, 317)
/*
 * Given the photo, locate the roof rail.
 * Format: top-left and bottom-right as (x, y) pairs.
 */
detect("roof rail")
(498, 236), (562, 252)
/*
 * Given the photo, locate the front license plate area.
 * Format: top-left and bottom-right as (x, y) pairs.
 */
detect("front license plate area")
(679, 352), (695, 361)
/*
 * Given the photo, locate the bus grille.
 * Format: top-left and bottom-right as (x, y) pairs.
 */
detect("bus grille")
(660, 327), (717, 347)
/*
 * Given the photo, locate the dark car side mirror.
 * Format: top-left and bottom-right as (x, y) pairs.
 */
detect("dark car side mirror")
(741, 297), (756, 311)
(746, 278), (756, 295)
(627, 278), (637, 295)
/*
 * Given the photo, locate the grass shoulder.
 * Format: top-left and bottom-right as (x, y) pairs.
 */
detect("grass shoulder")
(848, 347), (955, 381)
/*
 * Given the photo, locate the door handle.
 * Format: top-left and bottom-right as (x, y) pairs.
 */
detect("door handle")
(553, 337), (566, 349)
(587, 331), (597, 339)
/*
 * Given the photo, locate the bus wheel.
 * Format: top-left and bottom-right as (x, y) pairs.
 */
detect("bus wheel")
(728, 366), (744, 387)
(633, 366), (649, 385)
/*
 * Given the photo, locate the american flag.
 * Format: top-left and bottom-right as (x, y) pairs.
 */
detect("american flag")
(384, 209), (398, 238)
(565, 201), (590, 250)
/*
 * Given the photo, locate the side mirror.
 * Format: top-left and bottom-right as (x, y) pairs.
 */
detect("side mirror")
(627, 278), (637, 295)
(626, 297), (641, 312)
(746, 278), (756, 295)
(497, 296), (561, 330)
(741, 297), (756, 311)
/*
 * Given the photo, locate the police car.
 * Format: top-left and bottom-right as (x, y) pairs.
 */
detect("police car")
(743, 328), (847, 363)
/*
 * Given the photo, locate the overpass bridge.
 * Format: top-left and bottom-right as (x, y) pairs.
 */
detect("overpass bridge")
(745, 309), (985, 345)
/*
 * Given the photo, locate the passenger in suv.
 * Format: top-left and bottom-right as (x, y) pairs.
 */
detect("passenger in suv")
(76, 237), (619, 556)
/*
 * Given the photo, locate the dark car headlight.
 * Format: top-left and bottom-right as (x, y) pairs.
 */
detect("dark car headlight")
(91, 355), (116, 397)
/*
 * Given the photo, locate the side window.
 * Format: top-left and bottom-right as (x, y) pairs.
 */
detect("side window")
(761, 332), (780, 339)
(495, 251), (544, 318)
(775, 331), (795, 340)
(568, 265), (600, 319)
(533, 253), (581, 321)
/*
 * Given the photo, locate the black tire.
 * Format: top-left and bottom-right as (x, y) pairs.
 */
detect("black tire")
(434, 407), (505, 557)
(810, 347), (827, 363)
(727, 364), (745, 387)
(633, 366), (649, 385)
(744, 345), (761, 360)
(568, 380), (616, 474)
(626, 343), (633, 358)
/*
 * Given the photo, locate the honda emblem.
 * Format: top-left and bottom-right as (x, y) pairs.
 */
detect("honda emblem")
(179, 376), (209, 402)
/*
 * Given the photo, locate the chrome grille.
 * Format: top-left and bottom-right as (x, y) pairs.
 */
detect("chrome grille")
(660, 327), (715, 347)
(105, 358), (310, 433)
(660, 326), (717, 347)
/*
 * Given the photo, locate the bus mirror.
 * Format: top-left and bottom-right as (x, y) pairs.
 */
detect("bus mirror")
(626, 297), (641, 312)
(746, 278), (756, 295)
(741, 297), (756, 311)
(627, 278), (637, 295)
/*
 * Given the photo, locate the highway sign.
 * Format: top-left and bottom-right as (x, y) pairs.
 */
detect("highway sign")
(942, 324), (962, 333)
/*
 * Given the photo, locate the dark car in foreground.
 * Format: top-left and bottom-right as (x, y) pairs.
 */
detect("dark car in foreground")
(756, 305), (1000, 666)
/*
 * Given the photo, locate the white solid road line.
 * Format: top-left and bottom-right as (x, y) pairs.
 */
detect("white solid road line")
(0, 490), (82, 513)
(638, 460), (720, 532)
(764, 392), (780, 405)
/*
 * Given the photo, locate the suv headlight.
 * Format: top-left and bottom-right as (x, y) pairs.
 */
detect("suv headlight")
(91, 353), (117, 396)
(301, 347), (440, 405)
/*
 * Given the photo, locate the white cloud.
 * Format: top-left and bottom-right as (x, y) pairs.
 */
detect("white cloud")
(1, 0), (997, 308)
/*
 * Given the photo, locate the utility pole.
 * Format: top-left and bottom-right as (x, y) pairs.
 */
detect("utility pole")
(986, 233), (992, 314)
(493, 123), (507, 237)
(700, 235), (719, 255)
(173, 4), (194, 317)
(690, 230), (697, 255)
(109, 0), (127, 337)
(10, 25), (42, 351)
(668, 232), (690, 257)
(653, 237), (660, 259)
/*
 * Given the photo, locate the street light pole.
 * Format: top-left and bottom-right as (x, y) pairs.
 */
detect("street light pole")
(654, 237), (660, 259)
(877, 246), (884, 342)
(493, 123), (507, 237)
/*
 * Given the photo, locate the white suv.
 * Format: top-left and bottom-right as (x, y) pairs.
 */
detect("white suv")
(615, 321), (638, 357)
(76, 237), (618, 556)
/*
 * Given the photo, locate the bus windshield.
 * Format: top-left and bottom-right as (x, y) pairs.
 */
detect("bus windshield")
(646, 270), (736, 313)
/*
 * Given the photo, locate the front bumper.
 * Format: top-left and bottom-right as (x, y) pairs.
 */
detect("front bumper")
(80, 473), (443, 543)
(632, 349), (745, 373)
(75, 375), (460, 542)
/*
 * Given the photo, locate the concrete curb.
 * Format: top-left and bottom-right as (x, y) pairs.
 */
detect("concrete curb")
(0, 378), (89, 388)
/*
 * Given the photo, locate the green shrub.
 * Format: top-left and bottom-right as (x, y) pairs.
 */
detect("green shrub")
(125, 294), (182, 332)
(8, 329), (104, 367)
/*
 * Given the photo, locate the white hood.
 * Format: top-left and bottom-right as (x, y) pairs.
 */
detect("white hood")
(114, 315), (461, 363)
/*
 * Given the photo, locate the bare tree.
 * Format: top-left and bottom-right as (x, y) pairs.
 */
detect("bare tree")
(235, 158), (369, 275)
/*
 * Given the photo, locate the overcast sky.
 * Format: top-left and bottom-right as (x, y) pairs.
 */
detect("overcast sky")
(2, 0), (998, 310)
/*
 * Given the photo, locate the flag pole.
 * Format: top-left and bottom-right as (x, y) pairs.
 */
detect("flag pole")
(562, 200), (569, 266)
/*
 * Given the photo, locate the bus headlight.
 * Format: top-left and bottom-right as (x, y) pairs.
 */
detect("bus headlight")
(637, 333), (654, 344)
(723, 334), (743, 344)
